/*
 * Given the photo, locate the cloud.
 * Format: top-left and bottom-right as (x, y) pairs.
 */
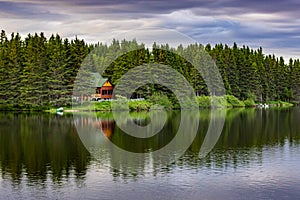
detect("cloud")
(0, 1), (67, 20)
(0, 0), (299, 60)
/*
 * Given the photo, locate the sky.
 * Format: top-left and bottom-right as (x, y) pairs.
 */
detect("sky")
(0, 0), (300, 60)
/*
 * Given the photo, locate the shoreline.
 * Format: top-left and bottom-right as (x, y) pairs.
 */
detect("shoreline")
(1, 96), (296, 113)
(46, 103), (295, 114)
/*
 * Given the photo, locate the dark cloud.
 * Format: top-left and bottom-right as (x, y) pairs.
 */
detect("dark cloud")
(0, 1), (67, 20)
(0, 0), (299, 59)
(35, 0), (211, 12)
(28, 0), (300, 16)
(222, 0), (300, 13)
(2, 0), (300, 16)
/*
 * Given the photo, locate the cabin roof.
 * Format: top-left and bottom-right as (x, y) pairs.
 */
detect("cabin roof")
(90, 73), (110, 87)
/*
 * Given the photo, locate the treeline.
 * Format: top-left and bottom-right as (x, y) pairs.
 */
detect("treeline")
(206, 44), (300, 102)
(0, 30), (91, 109)
(0, 30), (299, 110)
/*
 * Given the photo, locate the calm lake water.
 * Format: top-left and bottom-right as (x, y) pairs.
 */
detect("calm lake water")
(1, 108), (300, 200)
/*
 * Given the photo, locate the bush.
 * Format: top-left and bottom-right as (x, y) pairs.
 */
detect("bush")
(128, 100), (152, 111)
(243, 98), (256, 107)
(197, 95), (242, 108)
(149, 93), (173, 109)
(94, 101), (111, 111)
(226, 95), (245, 107)
(112, 95), (128, 111)
(196, 95), (211, 108)
(211, 96), (228, 108)
(179, 97), (199, 109)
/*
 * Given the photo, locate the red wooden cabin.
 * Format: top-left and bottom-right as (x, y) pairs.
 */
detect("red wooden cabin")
(91, 73), (114, 101)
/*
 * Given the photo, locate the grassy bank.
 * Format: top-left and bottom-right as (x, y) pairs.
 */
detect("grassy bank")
(196, 95), (255, 108)
(48, 100), (153, 113)
(266, 100), (294, 107)
(45, 95), (295, 113)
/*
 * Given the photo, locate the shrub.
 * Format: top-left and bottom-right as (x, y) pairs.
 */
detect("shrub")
(112, 95), (128, 111)
(149, 93), (173, 109)
(94, 101), (112, 111)
(243, 99), (256, 107)
(211, 96), (228, 108)
(196, 95), (211, 108)
(226, 95), (245, 107)
(129, 100), (152, 111)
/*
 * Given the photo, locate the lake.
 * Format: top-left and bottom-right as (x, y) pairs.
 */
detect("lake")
(0, 108), (300, 199)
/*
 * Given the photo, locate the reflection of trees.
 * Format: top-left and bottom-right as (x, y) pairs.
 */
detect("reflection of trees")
(110, 111), (178, 153)
(185, 108), (300, 170)
(62, 108), (300, 180)
(0, 113), (90, 184)
(217, 108), (300, 148)
(107, 108), (300, 177)
(106, 111), (180, 179)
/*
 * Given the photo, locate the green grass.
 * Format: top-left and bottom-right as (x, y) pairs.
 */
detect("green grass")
(45, 94), (295, 113)
(196, 95), (246, 108)
(63, 99), (153, 112)
(266, 100), (294, 107)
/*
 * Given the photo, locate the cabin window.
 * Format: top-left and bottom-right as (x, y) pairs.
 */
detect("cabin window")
(108, 90), (113, 95)
(102, 90), (107, 95)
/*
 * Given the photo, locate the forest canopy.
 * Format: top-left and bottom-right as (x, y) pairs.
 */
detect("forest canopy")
(0, 30), (299, 110)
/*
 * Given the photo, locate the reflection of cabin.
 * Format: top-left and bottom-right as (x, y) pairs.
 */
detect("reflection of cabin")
(99, 120), (115, 139)
(75, 117), (115, 139)
(91, 73), (114, 101)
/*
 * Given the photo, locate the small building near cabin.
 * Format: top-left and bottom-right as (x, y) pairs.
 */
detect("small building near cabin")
(91, 73), (114, 101)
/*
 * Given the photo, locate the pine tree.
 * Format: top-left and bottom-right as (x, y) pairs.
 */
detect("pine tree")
(46, 34), (68, 106)
(0, 30), (300, 109)
(19, 33), (48, 108)
(6, 32), (23, 108)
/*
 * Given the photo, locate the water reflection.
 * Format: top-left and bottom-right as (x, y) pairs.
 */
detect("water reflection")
(1, 108), (300, 183)
(0, 113), (90, 184)
(74, 108), (300, 178)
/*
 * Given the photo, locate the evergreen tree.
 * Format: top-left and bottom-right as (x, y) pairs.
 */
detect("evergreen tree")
(19, 33), (48, 108)
(0, 29), (299, 110)
(6, 32), (23, 107)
